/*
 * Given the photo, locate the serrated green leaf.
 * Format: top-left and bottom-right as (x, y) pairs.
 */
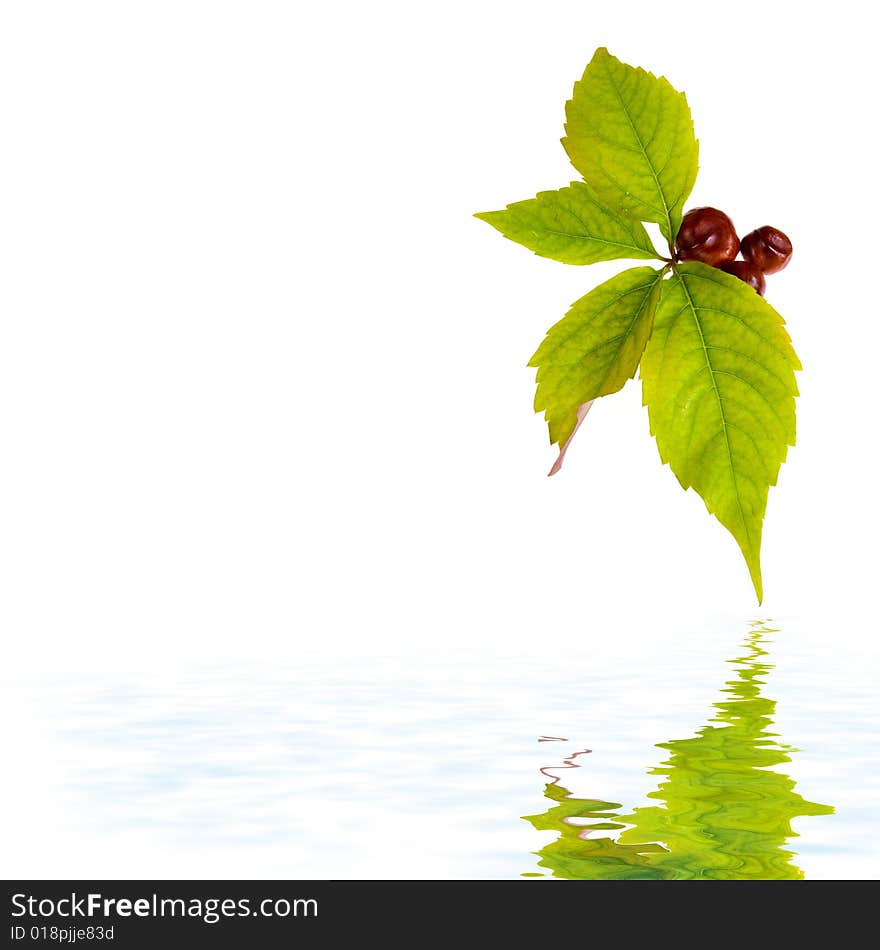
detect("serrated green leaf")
(563, 47), (699, 245)
(640, 263), (800, 602)
(475, 181), (660, 265)
(530, 266), (665, 448)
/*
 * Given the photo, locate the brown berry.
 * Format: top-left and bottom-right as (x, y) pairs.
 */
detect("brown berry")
(740, 226), (792, 274)
(722, 260), (766, 296)
(675, 207), (739, 267)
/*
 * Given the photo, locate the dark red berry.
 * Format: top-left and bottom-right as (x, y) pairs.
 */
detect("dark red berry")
(722, 260), (766, 296)
(740, 226), (792, 274)
(675, 207), (739, 267)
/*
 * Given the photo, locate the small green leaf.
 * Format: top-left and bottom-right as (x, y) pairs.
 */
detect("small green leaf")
(563, 47), (699, 245)
(640, 263), (800, 602)
(530, 266), (665, 448)
(475, 181), (660, 265)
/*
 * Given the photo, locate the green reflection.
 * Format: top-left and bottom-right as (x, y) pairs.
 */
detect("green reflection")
(523, 626), (833, 879)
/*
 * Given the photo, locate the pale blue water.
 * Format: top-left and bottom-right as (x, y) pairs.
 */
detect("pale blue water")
(5, 620), (878, 878)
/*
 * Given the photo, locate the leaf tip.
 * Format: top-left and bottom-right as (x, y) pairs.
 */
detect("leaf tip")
(747, 555), (764, 605)
(589, 46), (619, 70)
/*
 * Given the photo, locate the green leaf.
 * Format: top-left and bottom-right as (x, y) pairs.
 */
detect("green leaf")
(563, 47), (699, 245)
(530, 266), (665, 448)
(640, 263), (800, 602)
(474, 181), (660, 265)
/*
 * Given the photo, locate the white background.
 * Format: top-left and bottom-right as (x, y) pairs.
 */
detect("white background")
(1, 1), (877, 878)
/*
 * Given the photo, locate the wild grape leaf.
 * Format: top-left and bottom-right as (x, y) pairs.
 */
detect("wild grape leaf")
(475, 181), (660, 265)
(563, 47), (699, 245)
(530, 266), (665, 449)
(640, 263), (800, 602)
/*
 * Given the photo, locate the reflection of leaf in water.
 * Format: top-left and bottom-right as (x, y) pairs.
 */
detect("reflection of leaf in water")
(523, 626), (833, 880)
(525, 784), (668, 879)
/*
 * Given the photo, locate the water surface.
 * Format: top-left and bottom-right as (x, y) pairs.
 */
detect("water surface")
(525, 626), (833, 879)
(3, 620), (876, 878)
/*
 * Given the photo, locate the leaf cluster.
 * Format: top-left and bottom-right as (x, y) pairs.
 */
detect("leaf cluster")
(476, 48), (800, 601)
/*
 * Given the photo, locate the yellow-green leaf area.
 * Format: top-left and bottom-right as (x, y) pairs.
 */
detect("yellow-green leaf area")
(474, 181), (659, 265)
(563, 47), (698, 245)
(530, 266), (665, 447)
(640, 263), (800, 602)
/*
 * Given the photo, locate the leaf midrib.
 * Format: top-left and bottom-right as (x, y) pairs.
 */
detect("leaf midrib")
(528, 223), (656, 256)
(532, 278), (658, 361)
(603, 60), (674, 243)
(677, 270), (753, 556)
(535, 272), (662, 436)
(593, 273), (660, 393)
